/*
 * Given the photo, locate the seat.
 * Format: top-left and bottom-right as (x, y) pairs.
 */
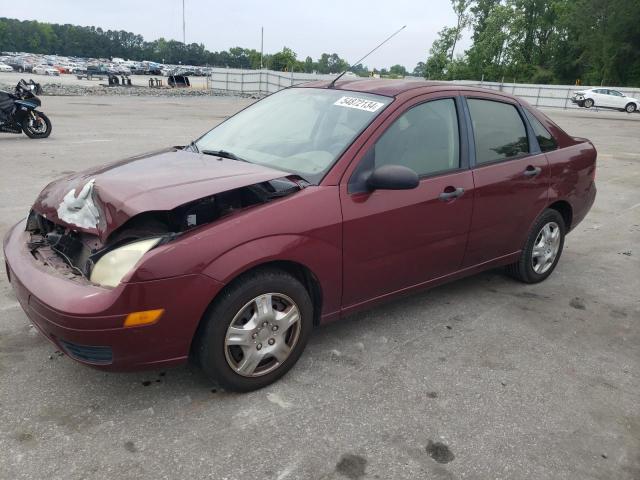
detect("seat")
(0, 91), (14, 120)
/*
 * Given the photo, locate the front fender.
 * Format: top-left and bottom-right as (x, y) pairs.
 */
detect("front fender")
(201, 234), (342, 320)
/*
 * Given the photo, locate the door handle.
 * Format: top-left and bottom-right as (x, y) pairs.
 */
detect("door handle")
(439, 187), (465, 201)
(523, 166), (542, 177)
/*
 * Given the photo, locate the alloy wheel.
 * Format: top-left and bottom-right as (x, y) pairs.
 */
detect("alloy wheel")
(224, 293), (301, 377)
(531, 221), (561, 274)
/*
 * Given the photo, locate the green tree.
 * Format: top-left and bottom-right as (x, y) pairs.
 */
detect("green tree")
(412, 61), (427, 77)
(269, 47), (297, 71)
(424, 26), (459, 79)
(389, 64), (408, 77)
(303, 56), (315, 73)
(316, 53), (349, 74)
(449, 0), (472, 61)
(350, 63), (369, 76)
(464, 2), (515, 80)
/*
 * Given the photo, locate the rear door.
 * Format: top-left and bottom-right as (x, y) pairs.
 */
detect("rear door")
(462, 96), (549, 267)
(340, 94), (474, 307)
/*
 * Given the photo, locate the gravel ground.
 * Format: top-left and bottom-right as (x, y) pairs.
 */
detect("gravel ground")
(0, 70), (255, 97)
(0, 96), (638, 480)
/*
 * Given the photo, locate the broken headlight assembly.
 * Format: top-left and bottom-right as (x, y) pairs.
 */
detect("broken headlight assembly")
(89, 237), (163, 288)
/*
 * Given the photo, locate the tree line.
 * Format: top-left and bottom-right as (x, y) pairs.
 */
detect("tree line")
(417, 0), (640, 86)
(0, 18), (357, 74)
(3, 5), (638, 86)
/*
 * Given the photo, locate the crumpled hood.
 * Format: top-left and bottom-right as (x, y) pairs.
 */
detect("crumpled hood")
(32, 148), (290, 241)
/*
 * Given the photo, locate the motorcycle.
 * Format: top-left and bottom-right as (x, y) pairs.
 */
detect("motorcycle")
(0, 79), (52, 139)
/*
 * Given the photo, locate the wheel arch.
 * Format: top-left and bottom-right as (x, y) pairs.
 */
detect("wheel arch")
(200, 234), (340, 322)
(223, 259), (324, 327)
(188, 258), (325, 362)
(548, 200), (573, 231)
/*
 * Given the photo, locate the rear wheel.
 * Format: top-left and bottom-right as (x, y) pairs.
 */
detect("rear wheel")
(195, 268), (313, 392)
(506, 209), (565, 284)
(583, 98), (594, 108)
(625, 103), (637, 113)
(23, 112), (51, 139)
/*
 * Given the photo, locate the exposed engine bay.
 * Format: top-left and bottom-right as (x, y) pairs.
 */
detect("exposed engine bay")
(25, 177), (305, 280)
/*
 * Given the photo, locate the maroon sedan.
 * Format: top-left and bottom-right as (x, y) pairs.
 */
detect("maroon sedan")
(3, 80), (596, 391)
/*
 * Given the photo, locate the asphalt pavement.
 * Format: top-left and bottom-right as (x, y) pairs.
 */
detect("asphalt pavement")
(0, 95), (638, 480)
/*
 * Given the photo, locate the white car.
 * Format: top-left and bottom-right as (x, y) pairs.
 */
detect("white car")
(572, 88), (639, 113)
(32, 65), (60, 76)
(0, 62), (14, 72)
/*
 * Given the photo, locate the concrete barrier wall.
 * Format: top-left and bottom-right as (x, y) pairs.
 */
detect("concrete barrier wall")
(207, 68), (336, 95)
(207, 68), (640, 110)
(450, 80), (640, 110)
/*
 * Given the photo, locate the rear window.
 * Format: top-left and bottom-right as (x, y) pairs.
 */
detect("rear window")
(467, 99), (529, 164)
(524, 109), (557, 152)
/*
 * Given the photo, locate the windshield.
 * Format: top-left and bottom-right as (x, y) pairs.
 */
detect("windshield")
(194, 87), (390, 183)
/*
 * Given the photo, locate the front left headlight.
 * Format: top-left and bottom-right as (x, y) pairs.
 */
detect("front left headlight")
(90, 237), (162, 287)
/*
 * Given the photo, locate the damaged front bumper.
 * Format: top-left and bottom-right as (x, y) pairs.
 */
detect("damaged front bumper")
(3, 220), (224, 371)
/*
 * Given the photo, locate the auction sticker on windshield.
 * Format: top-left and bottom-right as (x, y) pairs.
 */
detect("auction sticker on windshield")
(334, 96), (386, 112)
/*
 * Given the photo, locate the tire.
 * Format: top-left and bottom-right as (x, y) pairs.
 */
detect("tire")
(583, 98), (594, 108)
(506, 209), (566, 284)
(23, 112), (52, 139)
(195, 268), (313, 392)
(18, 67), (24, 73)
(625, 103), (637, 113)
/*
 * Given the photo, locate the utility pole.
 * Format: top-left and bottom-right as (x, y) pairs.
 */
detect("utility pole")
(182, 0), (186, 44)
(260, 26), (264, 69)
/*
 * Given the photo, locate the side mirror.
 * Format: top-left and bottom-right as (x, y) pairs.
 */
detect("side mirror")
(366, 164), (419, 191)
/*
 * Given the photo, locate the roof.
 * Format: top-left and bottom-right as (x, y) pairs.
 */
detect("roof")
(299, 78), (519, 102)
(300, 78), (451, 97)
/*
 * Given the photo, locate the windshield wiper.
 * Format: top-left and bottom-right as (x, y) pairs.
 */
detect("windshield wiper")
(200, 149), (248, 162)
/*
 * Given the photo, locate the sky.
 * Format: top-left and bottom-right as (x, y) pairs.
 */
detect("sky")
(2, 0), (471, 70)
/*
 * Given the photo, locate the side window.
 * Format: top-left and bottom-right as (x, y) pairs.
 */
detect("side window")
(610, 90), (623, 97)
(374, 98), (460, 176)
(467, 99), (529, 164)
(524, 109), (557, 152)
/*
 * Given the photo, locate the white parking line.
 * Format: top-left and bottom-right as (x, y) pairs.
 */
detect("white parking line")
(598, 152), (639, 158)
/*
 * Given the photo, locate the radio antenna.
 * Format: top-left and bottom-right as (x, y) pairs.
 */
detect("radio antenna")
(328, 25), (407, 88)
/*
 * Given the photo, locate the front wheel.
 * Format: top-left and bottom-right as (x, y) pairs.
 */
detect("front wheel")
(506, 209), (566, 284)
(625, 103), (637, 113)
(583, 98), (594, 108)
(23, 112), (52, 139)
(195, 268), (313, 392)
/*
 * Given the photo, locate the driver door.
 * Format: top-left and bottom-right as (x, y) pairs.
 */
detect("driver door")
(608, 89), (627, 108)
(340, 94), (474, 308)
(597, 89), (616, 108)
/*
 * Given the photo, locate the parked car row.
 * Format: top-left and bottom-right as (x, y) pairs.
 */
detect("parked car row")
(32, 65), (61, 76)
(0, 51), (213, 78)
